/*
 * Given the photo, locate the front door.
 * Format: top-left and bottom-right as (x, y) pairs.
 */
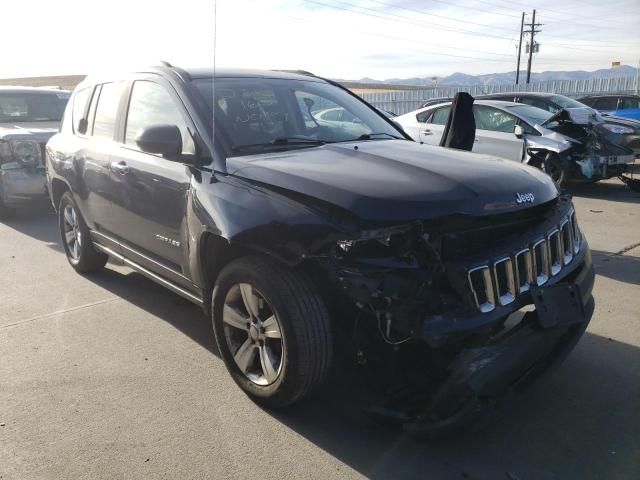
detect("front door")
(108, 79), (197, 287)
(471, 105), (524, 161)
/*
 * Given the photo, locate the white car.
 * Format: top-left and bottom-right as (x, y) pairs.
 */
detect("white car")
(395, 99), (637, 184)
(395, 100), (556, 162)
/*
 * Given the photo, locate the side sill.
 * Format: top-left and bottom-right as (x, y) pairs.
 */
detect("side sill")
(93, 242), (204, 307)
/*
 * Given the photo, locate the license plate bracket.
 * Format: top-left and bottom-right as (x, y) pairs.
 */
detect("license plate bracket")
(531, 283), (586, 329)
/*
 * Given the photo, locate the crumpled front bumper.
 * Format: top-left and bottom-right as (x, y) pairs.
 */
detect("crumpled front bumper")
(0, 165), (48, 206)
(403, 247), (595, 438)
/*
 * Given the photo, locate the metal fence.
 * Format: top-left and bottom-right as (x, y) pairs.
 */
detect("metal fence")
(360, 76), (640, 115)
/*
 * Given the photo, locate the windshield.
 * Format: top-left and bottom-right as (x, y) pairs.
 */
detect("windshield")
(507, 104), (553, 125)
(0, 91), (70, 123)
(193, 77), (402, 155)
(551, 95), (587, 110)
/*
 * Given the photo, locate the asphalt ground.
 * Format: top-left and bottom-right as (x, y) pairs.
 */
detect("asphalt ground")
(1, 179), (639, 480)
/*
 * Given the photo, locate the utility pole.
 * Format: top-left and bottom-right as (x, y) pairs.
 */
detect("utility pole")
(516, 12), (525, 85)
(525, 9), (542, 84)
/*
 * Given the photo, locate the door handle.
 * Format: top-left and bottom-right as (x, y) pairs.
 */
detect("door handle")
(110, 161), (129, 175)
(422, 129), (433, 135)
(474, 138), (479, 143)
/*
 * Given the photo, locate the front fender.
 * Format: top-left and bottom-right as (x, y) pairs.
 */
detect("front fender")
(186, 172), (354, 286)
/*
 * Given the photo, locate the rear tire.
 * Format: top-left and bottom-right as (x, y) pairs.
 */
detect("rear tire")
(58, 191), (108, 273)
(211, 255), (333, 408)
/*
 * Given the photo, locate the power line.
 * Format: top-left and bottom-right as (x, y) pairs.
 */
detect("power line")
(362, 0), (520, 32)
(303, 0), (518, 41)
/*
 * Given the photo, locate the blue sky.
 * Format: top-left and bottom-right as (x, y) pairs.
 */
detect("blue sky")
(2, 0), (639, 79)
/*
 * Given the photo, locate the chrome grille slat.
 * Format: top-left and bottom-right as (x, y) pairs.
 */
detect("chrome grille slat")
(515, 249), (533, 293)
(493, 257), (516, 306)
(468, 266), (496, 313)
(532, 239), (549, 285)
(548, 229), (562, 276)
(560, 219), (574, 265)
(466, 210), (582, 313)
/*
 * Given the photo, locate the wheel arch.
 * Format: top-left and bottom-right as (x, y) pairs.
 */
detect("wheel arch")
(50, 177), (71, 212)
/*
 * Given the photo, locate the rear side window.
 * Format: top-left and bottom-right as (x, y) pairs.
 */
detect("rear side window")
(124, 81), (195, 154)
(92, 81), (125, 139)
(72, 87), (91, 134)
(430, 106), (451, 125)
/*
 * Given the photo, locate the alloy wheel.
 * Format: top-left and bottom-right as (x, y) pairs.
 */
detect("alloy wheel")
(62, 204), (82, 260)
(223, 283), (284, 385)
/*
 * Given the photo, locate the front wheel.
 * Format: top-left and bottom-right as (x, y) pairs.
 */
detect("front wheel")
(58, 191), (108, 273)
(543, 153), (566, 185)
(211, 255), (333, 408)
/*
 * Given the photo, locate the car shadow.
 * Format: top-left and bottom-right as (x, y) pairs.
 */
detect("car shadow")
(85, 267), (218, 354)
(84, 265), (638, 479)
(1, 204), (62, 252)
(565, 179), (640, 204)
(591, 249), (640, 285)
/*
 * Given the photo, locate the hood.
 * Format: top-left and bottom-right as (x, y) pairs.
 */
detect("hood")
(226, 140), (558, 222)
(0, 121), (60, 142)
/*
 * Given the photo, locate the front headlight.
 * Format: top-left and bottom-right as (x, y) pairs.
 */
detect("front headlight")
(336, 224), (417, 254)
(10, 140), (42, 166)
(602, 124), (635, 135)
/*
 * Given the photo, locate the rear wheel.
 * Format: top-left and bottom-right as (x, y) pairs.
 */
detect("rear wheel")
(58, 191), (108, 273)
(211, 255), (333, 408)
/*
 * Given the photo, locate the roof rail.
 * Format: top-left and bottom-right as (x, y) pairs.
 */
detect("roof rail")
(272, 69), (316, 77)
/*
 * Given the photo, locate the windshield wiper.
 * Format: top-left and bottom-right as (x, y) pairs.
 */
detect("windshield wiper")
(231, 137), (327, 154)
(341, 132), (403, 142)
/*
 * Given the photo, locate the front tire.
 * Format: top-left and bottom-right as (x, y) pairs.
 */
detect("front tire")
(58, 191), (108, 273)
(211, 255), (333, 408)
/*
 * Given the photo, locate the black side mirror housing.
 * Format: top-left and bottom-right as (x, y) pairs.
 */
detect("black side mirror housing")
(136, 124), (182, 157)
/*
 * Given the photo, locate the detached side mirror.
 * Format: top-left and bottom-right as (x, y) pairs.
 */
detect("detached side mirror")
(514, 124), (524, 138)
(136, 124), (182, 157)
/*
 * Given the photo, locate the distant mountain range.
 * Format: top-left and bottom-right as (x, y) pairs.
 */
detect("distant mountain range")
(339, 65), (638, 87)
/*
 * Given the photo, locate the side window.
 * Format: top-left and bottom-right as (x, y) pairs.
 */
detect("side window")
(92, 81), (125, 139)
(416, 110), (430, 123)
(125, 81), (195, 154)
(593, 97), (618, 110)
(519, 97), (554, 112)
(621, 97), (640, 109)
(430, 106), (451, 125)
(473, 106), (517, 133)
(72, 87), (91, 134)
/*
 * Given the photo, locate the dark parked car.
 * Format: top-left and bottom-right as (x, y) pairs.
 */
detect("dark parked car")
(578, 94), (640, 121)
(0, 87), (70, 216)
(479, 92), (640, 157)
(47, 66), (595, 436)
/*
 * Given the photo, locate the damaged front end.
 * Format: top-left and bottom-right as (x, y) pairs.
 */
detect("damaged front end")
(315, 195), (595, 438)
(527, 107), (637, 183)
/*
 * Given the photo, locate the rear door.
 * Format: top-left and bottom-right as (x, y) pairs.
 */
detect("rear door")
(418, 105), (449, 144)
(471, 105), (524, 161)
(78, 81), (127, 248)
(107, 77), (197, 288)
